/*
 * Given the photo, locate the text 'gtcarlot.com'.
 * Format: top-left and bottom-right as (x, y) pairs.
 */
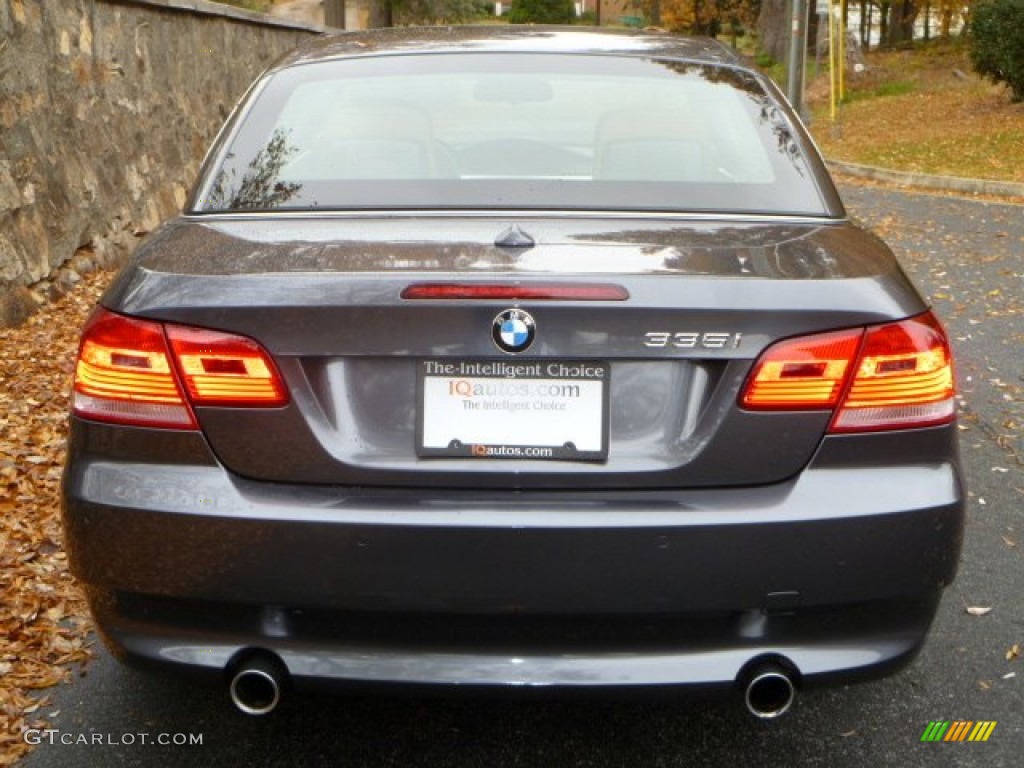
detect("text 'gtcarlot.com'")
(23, 730), (203, 746)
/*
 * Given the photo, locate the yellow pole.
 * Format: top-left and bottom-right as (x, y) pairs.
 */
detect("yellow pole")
(828, 0), (837, 122)
(838, 0), (846, 102)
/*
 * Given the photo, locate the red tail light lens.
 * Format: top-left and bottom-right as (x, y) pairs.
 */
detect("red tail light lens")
(831, 312), (955, 432)
(166, 327), (288, 407)
(740, 329), (862, 409)
(740, 311), (955, 433)
(72, 308), (288, 429)
(73, 309), (196, 429)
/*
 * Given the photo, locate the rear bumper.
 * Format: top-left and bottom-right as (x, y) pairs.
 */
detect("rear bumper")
(62, 419), (964, 690)
(88, 590), (939, 691)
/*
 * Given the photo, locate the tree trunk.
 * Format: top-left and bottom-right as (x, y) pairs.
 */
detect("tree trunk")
(886, 0), (919, 45)
(806, 5), (819, 53)
(859, 0), (868, 50)
(940, 9), (952, 37)
(757, 0), (790, 62)
(324, 0), (345, 27)
(901, 1), (919, 39)
(649, 0), (661, 26)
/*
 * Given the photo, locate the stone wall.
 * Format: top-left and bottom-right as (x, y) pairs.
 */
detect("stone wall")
(0, 0), (323, 326)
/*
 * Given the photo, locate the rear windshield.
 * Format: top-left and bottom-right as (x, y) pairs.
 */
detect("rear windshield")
(195, 53), (828, 216)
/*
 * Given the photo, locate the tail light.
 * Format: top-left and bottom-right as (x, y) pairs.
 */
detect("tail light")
(741, 311), (955, 433)
(72, 311), (196, 429)
(831, 313), (955, 432)
(72, 308), (288, 430)
(166, 327), (288, 407)
(739, 328), (862, 410)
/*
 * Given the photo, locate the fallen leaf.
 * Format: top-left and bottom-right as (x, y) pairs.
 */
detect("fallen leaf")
(966, 606), (993, 616)
(1007, 644), (1020, 661)
(0, 269), (108, 762)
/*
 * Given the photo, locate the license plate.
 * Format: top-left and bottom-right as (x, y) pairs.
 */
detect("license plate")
(417, 360), (609, 461)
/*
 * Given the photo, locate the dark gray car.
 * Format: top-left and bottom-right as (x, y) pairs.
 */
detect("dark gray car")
(61, 26), (964, 719)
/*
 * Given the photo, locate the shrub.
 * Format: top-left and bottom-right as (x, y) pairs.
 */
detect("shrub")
(754, 50), (775, 69)
(508, 0), (575, 24)
(388, 0), (483, 24)
(969, 0), (1024, 102)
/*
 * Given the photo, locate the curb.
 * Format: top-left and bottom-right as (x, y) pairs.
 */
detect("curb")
(828, 159), (1024, 200)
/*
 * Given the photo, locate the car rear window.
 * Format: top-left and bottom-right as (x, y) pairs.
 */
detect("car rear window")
(195, 53), (828, 216)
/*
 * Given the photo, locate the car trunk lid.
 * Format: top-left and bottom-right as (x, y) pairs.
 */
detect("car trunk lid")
(101, 214), (926, 489)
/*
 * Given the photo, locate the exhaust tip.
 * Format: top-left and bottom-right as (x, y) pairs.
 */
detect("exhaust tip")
(228, 652), (286, 716)
(742, 662), (796, 720)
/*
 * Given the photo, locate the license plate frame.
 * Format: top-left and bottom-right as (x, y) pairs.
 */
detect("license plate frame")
(416, 360), (610, 462)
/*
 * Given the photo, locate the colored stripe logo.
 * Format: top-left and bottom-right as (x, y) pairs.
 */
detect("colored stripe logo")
(921, 721), (997, 742)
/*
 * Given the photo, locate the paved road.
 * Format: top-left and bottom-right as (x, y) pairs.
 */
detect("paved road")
(22, 184), (1023, 767)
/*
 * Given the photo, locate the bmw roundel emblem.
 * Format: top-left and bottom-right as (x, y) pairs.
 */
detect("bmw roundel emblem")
(492, 309), (536, 354)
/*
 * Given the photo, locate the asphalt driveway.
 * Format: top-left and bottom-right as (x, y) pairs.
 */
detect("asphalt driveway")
(20, 182), (1023, 767)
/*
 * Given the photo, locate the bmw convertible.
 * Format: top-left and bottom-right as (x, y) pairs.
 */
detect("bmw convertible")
(62, 27), (964, 718)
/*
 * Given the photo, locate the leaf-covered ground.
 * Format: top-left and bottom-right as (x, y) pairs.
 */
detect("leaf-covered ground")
(0, 273), (110, 765)
(809, 45), (1024, 183)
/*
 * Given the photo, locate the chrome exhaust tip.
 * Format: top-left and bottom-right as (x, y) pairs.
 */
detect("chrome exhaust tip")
(228, 652), (286, 716)
(742, 662), (796, 719)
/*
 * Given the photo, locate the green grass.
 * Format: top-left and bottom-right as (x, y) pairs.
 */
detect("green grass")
(844, 80), (916, 102)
